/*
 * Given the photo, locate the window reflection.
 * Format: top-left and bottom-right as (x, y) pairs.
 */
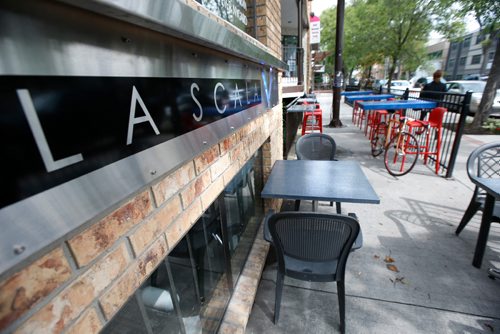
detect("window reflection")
(102, 149), (263, 333)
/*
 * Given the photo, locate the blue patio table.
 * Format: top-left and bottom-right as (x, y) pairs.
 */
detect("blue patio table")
(357, 99), (437, 111)
(340, 90), (373, 96)
(341, 90), (374, 103)
(356, 99), (437, 135)
(261, 160), (380, 211)
(470, 177), (500, 268)
(345, 94), (395, 103)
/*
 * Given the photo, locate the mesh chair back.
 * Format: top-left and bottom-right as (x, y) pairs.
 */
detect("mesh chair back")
(468, 142), (500, 199)
(296, 133), (336, 160)
(268, 212), (359, 278)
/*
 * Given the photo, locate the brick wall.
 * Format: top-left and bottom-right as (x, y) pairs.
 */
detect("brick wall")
(0, 104), (283, 333)
(246, 0), (282, 59)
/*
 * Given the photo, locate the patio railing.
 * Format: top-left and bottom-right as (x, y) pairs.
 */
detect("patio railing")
(400, 88), (472, 178)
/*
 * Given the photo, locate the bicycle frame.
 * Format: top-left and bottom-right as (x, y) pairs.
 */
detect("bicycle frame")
(371, 112), (420, 176)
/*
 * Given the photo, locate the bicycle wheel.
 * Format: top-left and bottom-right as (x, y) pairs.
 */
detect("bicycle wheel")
(371, 122), (387, 157)
(384, 132), (419, 176)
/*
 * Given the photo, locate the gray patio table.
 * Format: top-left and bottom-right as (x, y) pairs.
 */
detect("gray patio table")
(470, 177), (500, 268)
(286, 104), (315, 113)
(261, 160), (380, 211)
(297, 97), (318, 104)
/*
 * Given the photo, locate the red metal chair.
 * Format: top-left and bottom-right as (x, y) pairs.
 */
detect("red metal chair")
(367, 98), (395, 139)
(352, 100), (362, 125)
(302, 102), (323, 135)
(405, 107), (447, 174)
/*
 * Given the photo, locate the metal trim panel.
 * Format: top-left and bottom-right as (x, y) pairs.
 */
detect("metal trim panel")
(0, 0), (281, 278)
(0, 104), (269, 277)
(55, 0), (288, 71)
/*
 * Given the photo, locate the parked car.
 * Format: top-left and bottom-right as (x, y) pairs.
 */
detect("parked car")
(413, 76), (447, 89)
(372, 79), (387, 91)
(383, 80), (411, 95)
(446, 80), (500, 117)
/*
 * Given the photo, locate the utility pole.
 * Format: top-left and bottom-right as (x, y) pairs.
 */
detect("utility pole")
(329, 0), (344, 127)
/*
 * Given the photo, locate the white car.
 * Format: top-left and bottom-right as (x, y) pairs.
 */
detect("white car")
(383, 80), (411, 95)
(446, 81), (500, 116)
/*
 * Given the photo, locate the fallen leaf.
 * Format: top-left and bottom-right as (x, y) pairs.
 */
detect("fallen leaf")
(373, 255), (380, 259)
(384, 256), (395, 263)
(387, 264), (399, 272)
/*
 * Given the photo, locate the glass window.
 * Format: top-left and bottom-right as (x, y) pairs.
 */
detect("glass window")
(463, 37), (471, 47)
(476, 34), (485, 44)
(459, 57), (466, 66)
(223, 152), (263, 282)
(103, 200), (231, 334)
(168, 201), (230, 333)
(448, 58), (455, 69)
(489, 52), (495, 61)
(451, 42), (458, 50)
(102, 149), (264, 334)
(471, 55), (481, 65)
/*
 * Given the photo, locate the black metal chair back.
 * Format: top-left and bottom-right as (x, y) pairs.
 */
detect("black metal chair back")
(455, 141), (500, 235)
(295, 133), (340, 212)
(267, 212), (359, 333)
(296, 133), (336, 160)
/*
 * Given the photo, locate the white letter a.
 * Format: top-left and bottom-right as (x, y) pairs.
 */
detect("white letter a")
(127, 86), (160, 145)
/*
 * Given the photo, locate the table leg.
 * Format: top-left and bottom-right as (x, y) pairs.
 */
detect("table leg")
(472, 194), (494, 268)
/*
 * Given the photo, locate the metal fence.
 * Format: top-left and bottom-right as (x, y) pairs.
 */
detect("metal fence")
(399, 88), (471, 178)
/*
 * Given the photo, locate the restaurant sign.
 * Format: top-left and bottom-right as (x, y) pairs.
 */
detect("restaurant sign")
(0, 75), (268, 209)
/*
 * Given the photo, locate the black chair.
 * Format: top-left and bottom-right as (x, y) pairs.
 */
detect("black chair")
(265, 212), (360, 333)
(295, 133), (341, 213)
(455, 141), (500, 236)
(296, 132), (336, 160)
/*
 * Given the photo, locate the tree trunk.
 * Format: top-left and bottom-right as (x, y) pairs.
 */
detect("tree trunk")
(329, 0), (344, 128)
(471, 40), (500, 129)
(386, 59), (398, 93)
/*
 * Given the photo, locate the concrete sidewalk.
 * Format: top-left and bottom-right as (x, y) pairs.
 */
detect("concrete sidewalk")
(246, 92), (500, 333)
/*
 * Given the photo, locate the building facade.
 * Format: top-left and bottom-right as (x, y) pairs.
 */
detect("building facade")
(0, 0), (312, 332)
(445, 29), (497, 80)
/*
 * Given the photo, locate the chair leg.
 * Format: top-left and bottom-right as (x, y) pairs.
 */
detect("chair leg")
(294, 200), (301, 211)
(274, 272), (285, 324)
(336, 202), (341, 214)
(435, 129), (442, 174)
(337, 280), (345, 334)
(455, 200), (482, 235)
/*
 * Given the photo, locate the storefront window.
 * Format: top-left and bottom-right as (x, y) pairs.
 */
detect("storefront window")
(102, 149), (263, 333)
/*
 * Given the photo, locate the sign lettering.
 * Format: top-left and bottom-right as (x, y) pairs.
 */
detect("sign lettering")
(0, 76), (262, 208)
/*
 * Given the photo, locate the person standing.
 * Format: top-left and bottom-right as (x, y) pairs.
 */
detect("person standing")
(419, 70), (447, 119)
(421, 70), (447, 98)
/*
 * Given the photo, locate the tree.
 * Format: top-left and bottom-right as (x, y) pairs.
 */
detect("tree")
(371, 0), (464, 90)
(320, 1), (385, 87)
(455, 0), (499, 129)
(320, 0), (463, 93)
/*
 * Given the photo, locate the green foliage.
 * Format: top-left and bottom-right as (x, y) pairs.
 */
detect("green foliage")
(319, 0), (465, 82)
(454, 0), (499, 29)
(482, 118), (500, 134)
